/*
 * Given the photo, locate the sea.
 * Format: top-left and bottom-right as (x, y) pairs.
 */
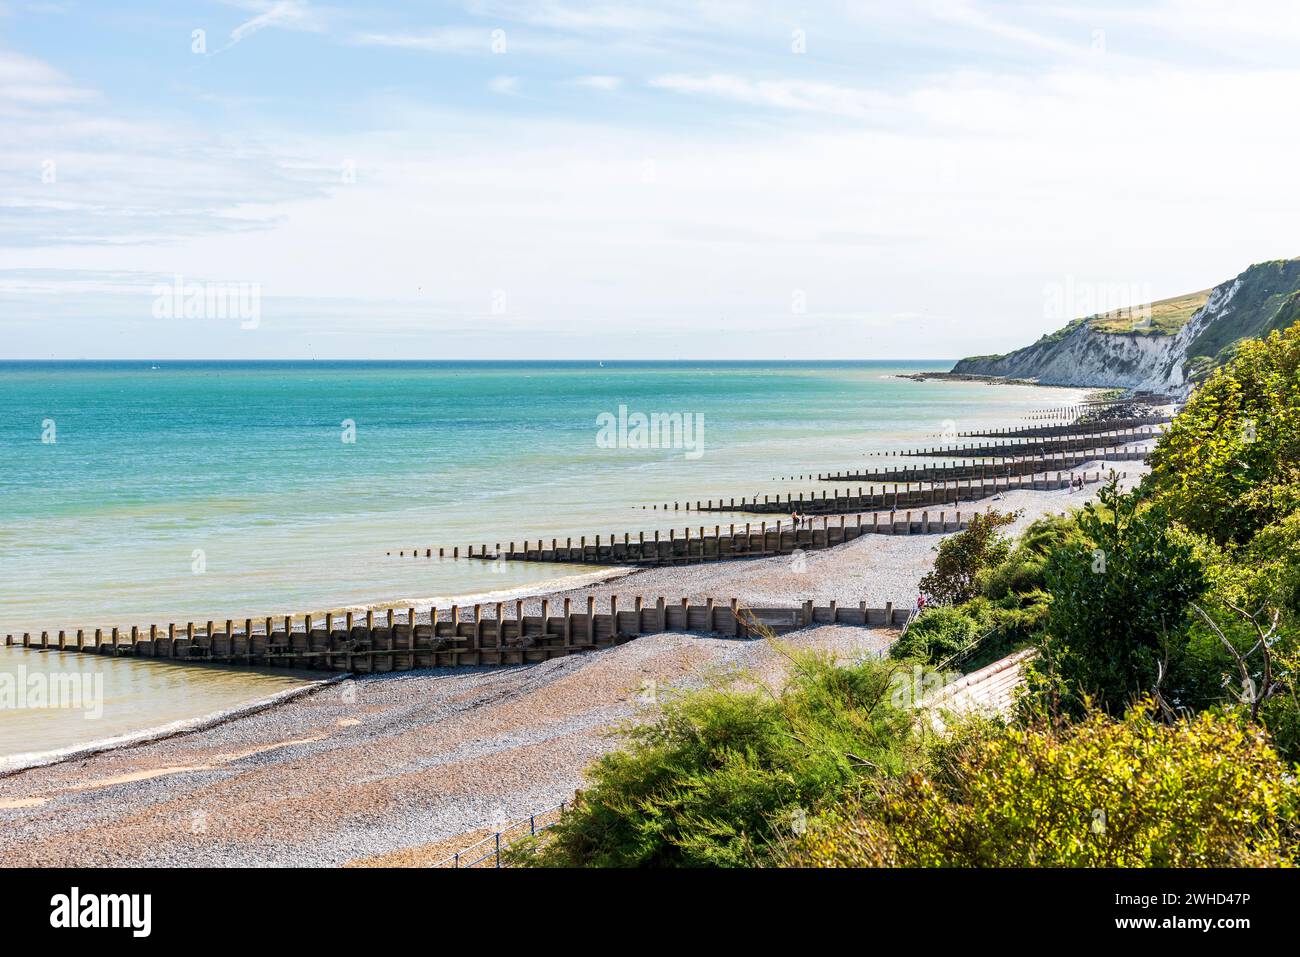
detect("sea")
(0, 360), (1086, 759)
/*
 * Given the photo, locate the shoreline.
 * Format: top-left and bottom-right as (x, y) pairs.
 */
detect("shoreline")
(0, 455), (1144, 816)
(0, 675), (343, 779)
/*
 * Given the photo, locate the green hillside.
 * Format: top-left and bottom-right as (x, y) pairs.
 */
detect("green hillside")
(1087, 289), (1211, 335)
(1187, 259), (1300, 360)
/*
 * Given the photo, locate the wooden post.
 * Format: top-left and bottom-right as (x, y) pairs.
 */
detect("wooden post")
(586, 596), (595, 646)
(563, 598), (572, 647)
(633, 596), (643, 636)
(656, 596), (666, 632)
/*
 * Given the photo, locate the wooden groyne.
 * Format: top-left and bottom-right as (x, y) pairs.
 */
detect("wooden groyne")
(960, 415), (1169, 439)
(818, 451), (1148, 484)
(455, 508), (980, 568)
(891, 429), (1158, 459)
(643, 469), (1115, 518)
(4, 596), (909, 675)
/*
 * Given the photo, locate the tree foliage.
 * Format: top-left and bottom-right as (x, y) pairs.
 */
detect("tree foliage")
(1145, 322), (1300, 545)
(918, 509), (1019, 605)
(1035, 483), (1208, 715)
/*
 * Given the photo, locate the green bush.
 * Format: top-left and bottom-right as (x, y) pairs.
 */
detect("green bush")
(980, 512), (1084, 601)
(509, 652), (921, 867)
(786, 704), (1300, 867)
(1034, 483), (1208, 715)
(1242, 510), (1300, 615)
(919, 509), (1019, 605)
(1145, 320), (1300, 545)
(890, 606), (982, 666)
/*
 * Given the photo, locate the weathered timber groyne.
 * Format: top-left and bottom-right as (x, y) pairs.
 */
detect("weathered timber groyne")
(959, 415), (1169, 439)
(891, 429), (1158, 459)
(457, 508), (976, 568)
(4, 596), (908, 675)
(639, 469), (1115, 518)
(819, 450), (1149, 484)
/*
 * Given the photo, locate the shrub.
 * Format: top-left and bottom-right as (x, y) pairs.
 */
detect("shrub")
(1242, 510), (1300, 615)
(1034, 483), (1207, 715)
(919, 509), (1019, 605)
(1144, 320), (1300, 545)
(890, 606), (982, 666)
(786, 704), (1300, 867)
(980, 512), (1084, 601)
(509, 652), (921, 867)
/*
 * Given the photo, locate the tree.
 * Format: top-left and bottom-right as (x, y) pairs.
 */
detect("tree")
(1145, 320), (1300, 545)
(1035, 483), (1207, 715)
(918, 509), (1019, 605)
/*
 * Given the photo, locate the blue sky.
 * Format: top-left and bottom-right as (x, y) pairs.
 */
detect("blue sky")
(2, 0), (1298, 359)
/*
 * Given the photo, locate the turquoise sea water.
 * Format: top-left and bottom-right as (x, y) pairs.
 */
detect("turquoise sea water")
(0, 361), (1087, 636)
(0, 646), (316, 765)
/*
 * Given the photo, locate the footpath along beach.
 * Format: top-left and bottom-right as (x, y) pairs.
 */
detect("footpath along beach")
(0, 455), (1148, 867)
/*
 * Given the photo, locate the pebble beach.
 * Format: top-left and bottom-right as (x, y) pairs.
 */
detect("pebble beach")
(0, 455), (1148, 867)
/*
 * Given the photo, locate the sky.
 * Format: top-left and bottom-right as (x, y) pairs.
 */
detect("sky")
(1, 0), (1297, 360)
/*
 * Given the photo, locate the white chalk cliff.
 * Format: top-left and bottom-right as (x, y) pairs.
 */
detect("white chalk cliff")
(952, 259), (1300, 395)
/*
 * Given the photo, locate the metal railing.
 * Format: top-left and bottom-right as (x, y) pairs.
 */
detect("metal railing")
(435, 801), (568, 868)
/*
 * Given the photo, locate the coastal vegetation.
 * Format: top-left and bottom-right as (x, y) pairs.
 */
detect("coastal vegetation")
(511, 318), (1300, 868)
(509, 652), (924, 867)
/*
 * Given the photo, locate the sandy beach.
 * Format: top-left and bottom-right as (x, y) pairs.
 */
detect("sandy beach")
(0, 455), (1147, 867)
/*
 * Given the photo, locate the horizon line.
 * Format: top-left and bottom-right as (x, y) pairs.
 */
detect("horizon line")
(0, 357), (962, 364)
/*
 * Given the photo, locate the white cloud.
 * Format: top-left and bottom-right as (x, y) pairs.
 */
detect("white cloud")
(488, 75), (519, 94)
(649, 73), (892, 119)
(0, 50), (94, 103)
(569, 74), (623, 92)
(212, 0), (322, 54)
(6, 1), (1300, 358)
(352, 28), (493, 54)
